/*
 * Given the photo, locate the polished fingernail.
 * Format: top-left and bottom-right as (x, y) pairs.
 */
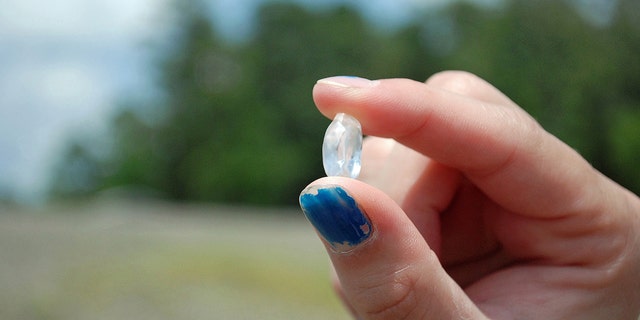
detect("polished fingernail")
(299, 185), (373, 253)
(316, 76), (377, 88)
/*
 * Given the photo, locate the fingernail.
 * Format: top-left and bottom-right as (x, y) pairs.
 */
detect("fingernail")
(316, 76), (377, 88)
(299, 185), (373, 253)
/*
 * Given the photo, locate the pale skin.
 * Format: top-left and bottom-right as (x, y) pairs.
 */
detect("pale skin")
(304, 71), (640, 319)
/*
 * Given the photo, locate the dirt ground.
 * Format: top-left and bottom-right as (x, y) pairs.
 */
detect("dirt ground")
(0, 200), (349, 320)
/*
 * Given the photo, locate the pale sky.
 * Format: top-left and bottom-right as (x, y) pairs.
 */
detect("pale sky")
(0, 0), (164, 203)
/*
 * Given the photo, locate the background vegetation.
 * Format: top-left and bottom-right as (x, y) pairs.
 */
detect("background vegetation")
(51, 0), (640, 206)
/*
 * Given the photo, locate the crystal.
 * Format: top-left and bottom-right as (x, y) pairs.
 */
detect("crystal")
(322, 113), (362, 178)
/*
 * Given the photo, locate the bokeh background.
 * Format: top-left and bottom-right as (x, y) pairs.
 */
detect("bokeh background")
(1, 0), (639, 318)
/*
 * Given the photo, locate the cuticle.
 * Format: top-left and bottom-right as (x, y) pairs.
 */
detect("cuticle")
(328, 225), (377, 254)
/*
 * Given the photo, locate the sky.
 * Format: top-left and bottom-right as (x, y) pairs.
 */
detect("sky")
(0, 0), (605, 204)
(0, 0), (164, 203)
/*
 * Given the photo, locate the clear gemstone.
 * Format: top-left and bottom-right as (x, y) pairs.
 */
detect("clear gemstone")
(322, 113), (362, 178)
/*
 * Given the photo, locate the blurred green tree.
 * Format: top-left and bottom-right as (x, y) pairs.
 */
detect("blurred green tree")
(50, 0), (639, 206)
(50, 142), (104, 198)
(51, 1), (432, 205)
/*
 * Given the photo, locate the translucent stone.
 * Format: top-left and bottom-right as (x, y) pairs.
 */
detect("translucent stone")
(322, 113), (362, 178)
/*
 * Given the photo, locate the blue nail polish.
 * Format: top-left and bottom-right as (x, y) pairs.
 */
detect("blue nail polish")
(299, 186), (373, 252)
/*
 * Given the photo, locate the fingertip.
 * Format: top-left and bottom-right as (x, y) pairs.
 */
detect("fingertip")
(313, 77), (428, 138)
(299, 179), (375, 253)
(312, 76), (380, 122)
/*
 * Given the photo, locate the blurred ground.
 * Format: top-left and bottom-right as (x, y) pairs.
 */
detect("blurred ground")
(0, 200), (349, 320)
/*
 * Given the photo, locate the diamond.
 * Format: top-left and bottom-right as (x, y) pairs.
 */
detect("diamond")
(322, 113), (362, 178)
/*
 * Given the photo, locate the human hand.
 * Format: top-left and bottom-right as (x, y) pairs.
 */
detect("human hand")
(299, 72), (640, 319)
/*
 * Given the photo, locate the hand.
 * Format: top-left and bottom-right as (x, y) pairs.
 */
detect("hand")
(299, 71), (640, 319)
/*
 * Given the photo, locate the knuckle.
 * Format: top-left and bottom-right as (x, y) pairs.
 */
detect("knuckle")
(425, 70), (481, 93)
(359, 268), (425, 320)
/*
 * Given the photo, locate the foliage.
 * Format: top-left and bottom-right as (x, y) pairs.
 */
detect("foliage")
(50, 0), (640, 205)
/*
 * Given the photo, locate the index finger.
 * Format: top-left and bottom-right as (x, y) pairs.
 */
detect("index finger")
(312, 74), (604, 219)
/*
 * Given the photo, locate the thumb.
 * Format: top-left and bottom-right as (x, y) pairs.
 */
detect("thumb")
(299, 177), (487, 320)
